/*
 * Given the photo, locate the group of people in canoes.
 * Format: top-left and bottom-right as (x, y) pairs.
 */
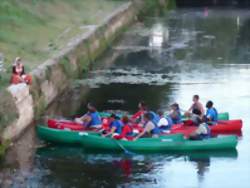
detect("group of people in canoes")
(75, 94), (218, 141)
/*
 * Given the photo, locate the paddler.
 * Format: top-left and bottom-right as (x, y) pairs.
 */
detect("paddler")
(103, 114), (124, 138)
(113, 116), (134, 140)
(169, 103), (182, 124)
(131, 101), (147, 123)
(187, 95), (205, 116)
(133, 112), (160, 140)
(205, 100), (218, 125)
(189, 119), (211, 140)
(157, 110), (173, 131)
(75, 103), (102, 129)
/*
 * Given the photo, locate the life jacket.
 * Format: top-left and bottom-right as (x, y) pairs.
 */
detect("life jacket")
(149, 111), (160, 124)
(171, 109), (182, 124)
(88, 111), (102, 127)
(110, 120), (123, 134)
(122, 124), (134, 137)
(143, 120), (160, 135)
(206, 107), (218, 124)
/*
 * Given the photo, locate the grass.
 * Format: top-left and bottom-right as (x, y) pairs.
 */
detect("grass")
(0, 0), (126, 89)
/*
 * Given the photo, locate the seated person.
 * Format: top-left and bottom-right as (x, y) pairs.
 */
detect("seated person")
(189, 121), (211, 140)
(169, 103), (182, 124)
(149, 110), (160, 125)
(133, 112), (160, 140)
(157, 110), (173, 131)
(205, 100), (218, 125)
(113, 116), (134, 140)
(75, 103), (102, 129)
(184, 109), (202, 126)
(10, 57), (32, 85)
(103, 114), (124, 137)
(131, 101), (147, 123)
(187, 95), (205, 116)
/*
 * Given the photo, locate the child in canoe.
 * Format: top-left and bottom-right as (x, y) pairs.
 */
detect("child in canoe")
(157, 110), (173, 132)
(131, 101), (160, 125)
(133, 112), (160, 140)
(131, 101), (147, 123)
(75, 103), (102, 129)
(169, 103), (182, 124)
(189, 122), (211, 140)
(113, 116), (135, 140)
(103, 114), (124, 138)
(205, 100), (218, 125)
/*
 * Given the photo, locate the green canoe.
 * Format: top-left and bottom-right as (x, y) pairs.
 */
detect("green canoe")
(99, 112), (229, 120)
(80, 134), (237, 153)
(36, 125), (184, 145)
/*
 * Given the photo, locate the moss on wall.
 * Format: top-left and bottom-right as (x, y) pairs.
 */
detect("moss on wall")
(0, 90), (18, 131)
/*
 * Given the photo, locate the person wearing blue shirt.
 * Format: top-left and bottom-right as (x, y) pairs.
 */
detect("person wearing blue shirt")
(149, 111), (160, 125)
(103, 114), (124, 137)
(169, 103), (182, 124)
(205, 100), (218, 125)
(75, 103), (102, 129)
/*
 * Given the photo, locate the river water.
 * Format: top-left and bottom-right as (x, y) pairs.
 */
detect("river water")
(1, 8), (250, 188)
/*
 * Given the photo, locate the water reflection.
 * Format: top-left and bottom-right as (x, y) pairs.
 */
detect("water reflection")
(33, 146), (238, 187)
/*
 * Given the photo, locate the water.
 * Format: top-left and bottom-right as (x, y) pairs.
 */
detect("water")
(1, 8), (250, 188)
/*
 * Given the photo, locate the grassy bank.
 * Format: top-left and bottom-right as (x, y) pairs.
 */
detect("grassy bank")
(0, 0), (126, 88)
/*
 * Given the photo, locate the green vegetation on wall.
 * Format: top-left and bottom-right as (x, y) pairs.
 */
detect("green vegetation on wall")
(0, 90), (18, 131)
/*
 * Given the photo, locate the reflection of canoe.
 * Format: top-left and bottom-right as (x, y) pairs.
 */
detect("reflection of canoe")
(99, 112), (230, 121)
(36, 125), (184, 145)
(80, 134), (238, 153)
(171, 119), (243, 137)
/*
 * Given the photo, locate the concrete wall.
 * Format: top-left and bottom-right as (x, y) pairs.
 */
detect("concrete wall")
(0, 0), (165, 141)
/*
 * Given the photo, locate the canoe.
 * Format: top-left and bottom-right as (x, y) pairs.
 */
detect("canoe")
(36, 125), (184, 145)
(37, 125), (97, 144)
(47, 111), (230, 131)
(47, 117), (240, 136)
(171, 119), (243, 137)
(99, 112), (230, 121)
(80, 134), (237, 153)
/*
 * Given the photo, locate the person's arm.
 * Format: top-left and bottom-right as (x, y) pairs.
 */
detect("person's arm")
(103, 127), (116, 137)
(133, 129), (146, 141)
(188, 104), (194, 112)
(199, 103), (205, 115)
(134, 123), (153, 140)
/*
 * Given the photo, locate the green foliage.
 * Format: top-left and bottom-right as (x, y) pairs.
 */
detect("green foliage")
(0, 140), (10, 159)
(0, 90), (18, 131)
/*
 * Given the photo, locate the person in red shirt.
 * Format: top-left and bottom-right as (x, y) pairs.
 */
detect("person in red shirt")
(113, 116), (134, 140)
(131, 101), (147, 123)
(10, 57), (32, 85)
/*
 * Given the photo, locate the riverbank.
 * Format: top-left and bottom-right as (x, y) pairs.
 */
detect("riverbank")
(0, 0), (168, 144)
(0, 0), (125, 89)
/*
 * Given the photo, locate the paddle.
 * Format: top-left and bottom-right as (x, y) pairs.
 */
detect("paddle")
(113, 139), (135, 156)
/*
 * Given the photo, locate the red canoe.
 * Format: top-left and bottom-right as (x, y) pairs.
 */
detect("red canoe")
(47, 118), (110, 131)
(47, 118), (242, 136)
(171, 119), (243, 137)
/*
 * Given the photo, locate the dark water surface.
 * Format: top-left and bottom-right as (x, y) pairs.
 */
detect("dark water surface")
(1, 8), (250, 188)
